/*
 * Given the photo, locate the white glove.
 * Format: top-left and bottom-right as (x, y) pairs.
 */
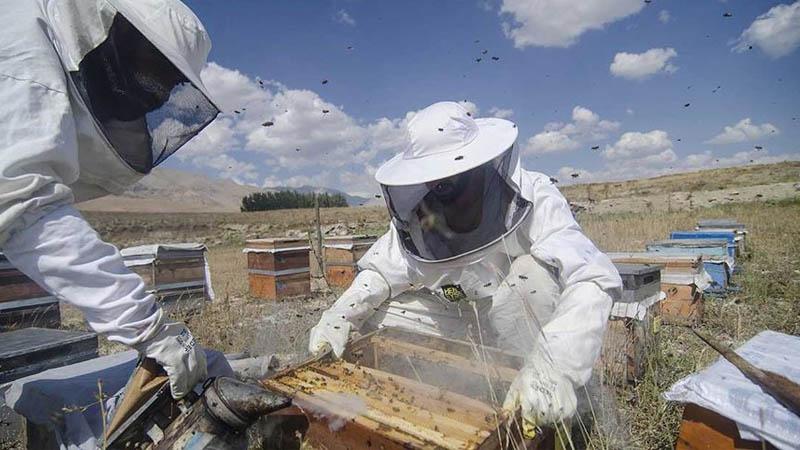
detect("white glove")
(503, 357), (577, 427)
(308, 313), (352, 358)
(135, 321), (207, 399)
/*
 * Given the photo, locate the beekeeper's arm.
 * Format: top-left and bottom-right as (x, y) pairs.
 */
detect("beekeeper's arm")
(0, 32), (204, 398)
(309, 229), (412, 356)
(503, 172), (622, 425)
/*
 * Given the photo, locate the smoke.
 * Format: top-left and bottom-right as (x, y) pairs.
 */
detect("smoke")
(293, 391), (366, 431)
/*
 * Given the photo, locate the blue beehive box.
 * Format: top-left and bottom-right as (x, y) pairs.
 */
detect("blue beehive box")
(646, 239), (731, 292)
(669, 231), (737, 258)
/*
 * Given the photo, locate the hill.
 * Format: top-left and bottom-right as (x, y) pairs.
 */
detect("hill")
(76, 168), (378, 213)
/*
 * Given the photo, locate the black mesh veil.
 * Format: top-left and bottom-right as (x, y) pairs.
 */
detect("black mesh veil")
(69, 14), (218, 174)
(382, 147), (531, 262)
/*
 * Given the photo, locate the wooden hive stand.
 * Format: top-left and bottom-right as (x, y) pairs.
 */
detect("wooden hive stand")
(263, 327), (558, 450)
(598, 263), (663, 385)
(245, 238), (311, 300)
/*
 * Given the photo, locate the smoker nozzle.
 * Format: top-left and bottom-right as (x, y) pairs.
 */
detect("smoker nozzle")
(203, 377), (291, 430)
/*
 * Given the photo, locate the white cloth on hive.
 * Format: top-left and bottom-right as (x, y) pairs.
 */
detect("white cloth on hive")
(663, 330), (800, 450)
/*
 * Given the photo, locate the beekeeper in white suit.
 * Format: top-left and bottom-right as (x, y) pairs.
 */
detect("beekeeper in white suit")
(309, 101), (622, 428)
(0, 0), (220, 399)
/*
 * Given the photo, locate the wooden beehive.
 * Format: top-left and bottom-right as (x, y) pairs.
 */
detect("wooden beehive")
(0, 328), (98, 383)
(675, 403), (777, 450)
(246, 238), (311, 300)
(263, 327), (556, 450)
(598, 264), (662, 385)
(0, 253), (60, 330)
(323, 235), (378, 288)
(607, 253), (705, 325)
(121, 244), (210, 314)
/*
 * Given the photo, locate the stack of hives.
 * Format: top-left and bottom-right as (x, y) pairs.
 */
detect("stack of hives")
(263, 327), (560, 450)
(121, 243), (212, 314)
(0, 252), (60, 330)
(245, 237), (311, 300)
(0, 254), (99, 385)
(310, 235), (378, 290)
(608, 253), (708, 325)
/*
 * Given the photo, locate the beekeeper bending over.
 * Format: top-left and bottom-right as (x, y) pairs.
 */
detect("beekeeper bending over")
(0, 0), (220, 399)
(310, 101), (622, 427)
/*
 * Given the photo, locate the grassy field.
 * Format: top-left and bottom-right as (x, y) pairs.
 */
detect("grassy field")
(63, 163), (799, 449)
(114, 198), (795, 449)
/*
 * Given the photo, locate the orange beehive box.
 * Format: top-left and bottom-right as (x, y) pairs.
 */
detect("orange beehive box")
(675, 403), (777, 450)
(323, 235), (377, 288)
(263, 327), (558, 450)
(245, 238), (310, 300)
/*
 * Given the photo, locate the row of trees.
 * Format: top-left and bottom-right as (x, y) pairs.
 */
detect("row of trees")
(241, 190), (348, 212)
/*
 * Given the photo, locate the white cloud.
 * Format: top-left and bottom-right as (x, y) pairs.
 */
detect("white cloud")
(706, 118), (780, 145)
(732, 2), (800, 58)
(500, 0), (644, 48)
(609, 48), (678, 80)
(626, 108), (635, 115)
(604, 130), (672, 159)
(334, 9), (356, 26)
(177, 62), (417, 195)
(523, 106), (619, 154)
(658, 10), (671, 24)
(192, 154), (258, 184)
(489, 107), (514, 119)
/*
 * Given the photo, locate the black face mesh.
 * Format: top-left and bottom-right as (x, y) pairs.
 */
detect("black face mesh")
(69, 14), (218, 174)
(382, 148), (531, 262)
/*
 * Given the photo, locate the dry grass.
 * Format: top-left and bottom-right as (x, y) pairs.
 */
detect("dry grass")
(560, 161), (800, 202)
(577, 198), (800, 449)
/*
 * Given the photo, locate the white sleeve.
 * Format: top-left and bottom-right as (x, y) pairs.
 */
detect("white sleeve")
(319, 270), (392, 330)
(523, 173), (622, 386)
(1, 204), (163, 346)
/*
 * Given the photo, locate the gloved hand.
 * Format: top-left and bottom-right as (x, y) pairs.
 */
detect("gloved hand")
(503, 357), (577, 430)
(308, 313), (351, 358)
(135, 321), (207, 399)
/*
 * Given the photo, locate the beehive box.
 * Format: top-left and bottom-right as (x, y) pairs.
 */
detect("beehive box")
(607, 253), (705, 325)
(0, 328), (98, 383)
(323, 235), (377, 288)
(121, 243), (210, 314)
(599, 264), (662, 385)
(675, 403), (777, 450)
(696, 219), (745, 230)
(670, 230), (738, 257)
(263, 327), (556, 450)
(646, 239), (732, 291)
(245, 238), (310, 300)
(0, 253), (60, 330)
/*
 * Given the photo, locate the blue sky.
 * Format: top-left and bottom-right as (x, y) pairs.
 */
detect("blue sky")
(168, 0), (800, 195)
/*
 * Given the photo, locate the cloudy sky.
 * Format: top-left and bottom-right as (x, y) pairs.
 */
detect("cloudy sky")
(171, 0), (800, 195)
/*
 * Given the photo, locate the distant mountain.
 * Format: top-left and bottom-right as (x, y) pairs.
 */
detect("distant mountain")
(76, 168), (380, 213)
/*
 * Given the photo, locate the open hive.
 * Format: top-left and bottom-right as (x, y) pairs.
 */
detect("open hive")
(263, 327), (552, 450)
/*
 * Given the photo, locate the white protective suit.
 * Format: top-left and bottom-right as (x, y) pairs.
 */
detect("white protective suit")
(0, 0), (219, 399)
(310, 102), (622, 426)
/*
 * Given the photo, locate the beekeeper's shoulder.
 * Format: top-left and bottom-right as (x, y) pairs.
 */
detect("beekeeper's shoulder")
(517, 170), (557, 202)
